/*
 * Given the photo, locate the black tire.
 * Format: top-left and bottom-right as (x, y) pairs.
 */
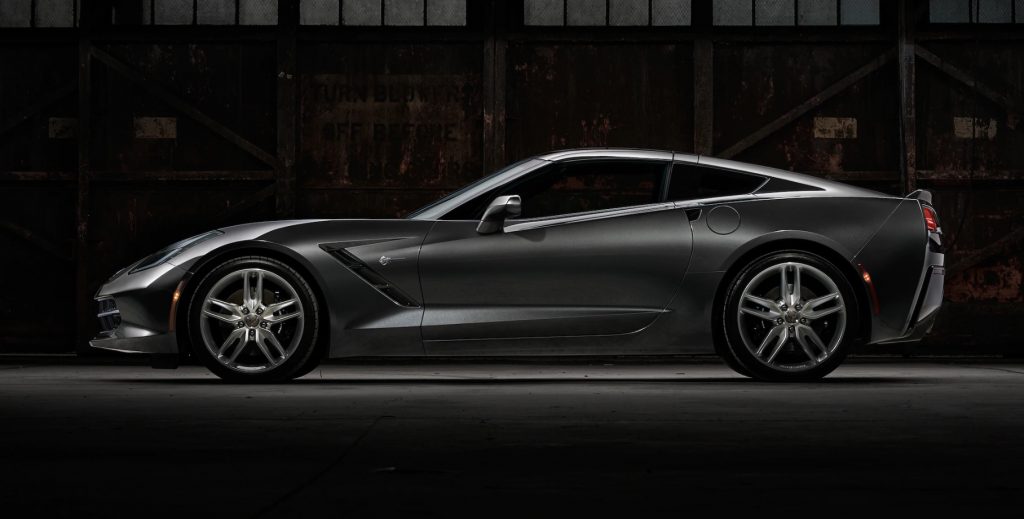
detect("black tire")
(292, 347), (327, 380)
(187, 256), (320, 383)
(718, 250), (860, 382)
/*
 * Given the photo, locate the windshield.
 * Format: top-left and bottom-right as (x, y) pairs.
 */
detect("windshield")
(406, 158), (544, 220)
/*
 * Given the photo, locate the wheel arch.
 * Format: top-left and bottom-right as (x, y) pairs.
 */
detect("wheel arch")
(710, 237), (872, 347)
(173, 241), (331, 361)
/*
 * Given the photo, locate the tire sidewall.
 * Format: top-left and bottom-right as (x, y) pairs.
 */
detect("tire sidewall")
(721, 251), (859, 382)
(187, 256), (319, 383)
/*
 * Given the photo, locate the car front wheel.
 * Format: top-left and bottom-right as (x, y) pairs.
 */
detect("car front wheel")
(187, 256), (320, 382)
(719, 251), (859, 381)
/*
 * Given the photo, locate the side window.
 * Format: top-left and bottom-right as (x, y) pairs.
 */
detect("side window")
(666, 164), (765, 202)
(505, 160), (665, 219)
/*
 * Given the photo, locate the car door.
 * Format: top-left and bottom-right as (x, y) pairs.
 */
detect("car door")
(417, 158), (693, 349)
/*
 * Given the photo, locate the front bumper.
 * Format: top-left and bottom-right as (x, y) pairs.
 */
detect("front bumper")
(89, 262), (188, 355)
(90, 332), (179, 354)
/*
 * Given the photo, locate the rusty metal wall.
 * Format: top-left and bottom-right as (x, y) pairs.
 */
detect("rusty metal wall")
(297, 42), (484, 218)
(0, 1), (1021, 353)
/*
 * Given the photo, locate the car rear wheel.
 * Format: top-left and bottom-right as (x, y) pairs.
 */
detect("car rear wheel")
(719, 251), (859, 381)
(187, 256), (320, 382)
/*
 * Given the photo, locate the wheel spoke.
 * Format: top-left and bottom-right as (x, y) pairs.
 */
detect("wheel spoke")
(744, 294), (779, 312)
(794, 328), (820, 365)
(755, 325), (784, 356)
(764, 326), (789, 364)
(261, 329), (287, 357)
(228, 331), (252, 363)
(254, 270), (264, 307)
(263, 311), (301, 324)
(217, 328), (246, 356)
(805, 305), (842, 320)
(740, 306), (777, 321)
(203, 309), (241, 324)
(805, 292), (840, 309)
(264, 299), (296, 314)
(779, 265), (789, 302)
(242, 271), (253, 309)
(253, 331), (279, 365)
(208, 298), (240, 315)
(801, 325), (829, 355)
(792, 264), (801, 303)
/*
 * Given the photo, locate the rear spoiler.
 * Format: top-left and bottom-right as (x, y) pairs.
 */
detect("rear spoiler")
(906, 189), (933, 205)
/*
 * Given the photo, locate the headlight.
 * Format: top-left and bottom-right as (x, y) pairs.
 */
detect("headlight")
(128, 230), (223, 274)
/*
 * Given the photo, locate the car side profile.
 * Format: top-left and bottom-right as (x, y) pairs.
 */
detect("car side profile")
(91, 149), (945, 382)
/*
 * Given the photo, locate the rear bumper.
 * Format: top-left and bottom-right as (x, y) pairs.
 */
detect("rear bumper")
(878, 252), (944, 344)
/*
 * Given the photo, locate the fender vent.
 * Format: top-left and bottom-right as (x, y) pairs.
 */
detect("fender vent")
(321, 246), (420, 308)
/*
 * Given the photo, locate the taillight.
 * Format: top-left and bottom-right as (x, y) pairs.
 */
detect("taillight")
(922, 205), (939, 233)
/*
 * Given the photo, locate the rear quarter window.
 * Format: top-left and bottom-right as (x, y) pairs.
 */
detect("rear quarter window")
(667, 164), (766, 202)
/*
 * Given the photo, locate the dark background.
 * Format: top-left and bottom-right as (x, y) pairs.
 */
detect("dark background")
(1, 0), (1021, 354)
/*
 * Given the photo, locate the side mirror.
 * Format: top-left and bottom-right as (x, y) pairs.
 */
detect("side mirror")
(476, 195), (522, 234)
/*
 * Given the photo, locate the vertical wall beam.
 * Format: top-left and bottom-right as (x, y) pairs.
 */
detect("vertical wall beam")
(483, 0), (508, 171)
(692, 0), (714, 155)
(898, 0), (918, 194)
(693, 38), (714, 155)
(74, 4), (94, 354)
(276, 0), (299, 218)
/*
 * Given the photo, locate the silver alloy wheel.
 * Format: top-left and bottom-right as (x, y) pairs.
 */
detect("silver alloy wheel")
(736, 261), (846, 372)
(199, 268), (304, 373)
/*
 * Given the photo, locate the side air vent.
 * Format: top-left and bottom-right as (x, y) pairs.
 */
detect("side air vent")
(96, 298), (121, 336)
(320, 246), (420, 308)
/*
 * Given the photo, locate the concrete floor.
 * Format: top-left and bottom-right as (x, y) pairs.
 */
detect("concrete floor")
(2, 360), (1023, 517)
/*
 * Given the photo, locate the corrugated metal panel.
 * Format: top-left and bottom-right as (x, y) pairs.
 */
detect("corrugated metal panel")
(507, 43), (693, 159)
(297, 43), (483, 197)
(714, 43), (899, 177)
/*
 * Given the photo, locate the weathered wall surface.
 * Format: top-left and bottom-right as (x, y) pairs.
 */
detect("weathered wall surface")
(0, 1), (1020, 352)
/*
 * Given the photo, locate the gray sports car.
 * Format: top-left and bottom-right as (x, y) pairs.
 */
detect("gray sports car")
(91, 149), (944, 382)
